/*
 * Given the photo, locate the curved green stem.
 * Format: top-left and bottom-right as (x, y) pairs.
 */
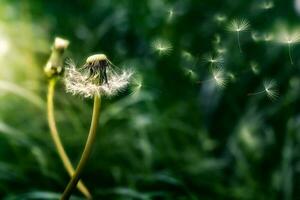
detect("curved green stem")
(47, 78), (92, 199)
(61, 95), (101, 200)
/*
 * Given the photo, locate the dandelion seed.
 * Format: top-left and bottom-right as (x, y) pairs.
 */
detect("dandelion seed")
(263, 33), (274, 42)
(181, 50), (194, 61)
(167, 8), (175, 22)
(130, 76), (143, 96)
(65, 54), (133, 98)
(198, 67), (227, 88)
(211, 67), (227, 87)
(276, 29), (300, 65)
(152, 39), (173, 56)
(227, 19), (250, 52)
(251, 31), (261, 42)
(259, 0), (274, 10)
(250, 61), (260, 74)
(214, 13), (227, 23)
(184, 68), (198, 82)
(216, 46), (227, 55)
(202, 53), (224, 67)
(248, 79), (278, 100)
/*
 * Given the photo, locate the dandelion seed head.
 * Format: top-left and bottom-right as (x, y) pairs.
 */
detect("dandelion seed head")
(152, 39), (172, 56)
(64, 56), (133, 98)
(227, 19), (250, 32)
(86, 54), (107, 64)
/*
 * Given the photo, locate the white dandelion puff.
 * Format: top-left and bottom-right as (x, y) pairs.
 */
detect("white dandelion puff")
(227, 19), (250, 52)
(248, 79), (279, 100)
(64, 55), (133, 98)
(152, 39), (173, 56)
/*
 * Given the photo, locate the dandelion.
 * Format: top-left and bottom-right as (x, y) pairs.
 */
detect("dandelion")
(227, 19), (250, 52)
(248, 79), (279, 100)
(65, 54), (133, 98)
(152, 39), (173, 56)
(62, 54), (133, 199)
(276, 29), (300, 65)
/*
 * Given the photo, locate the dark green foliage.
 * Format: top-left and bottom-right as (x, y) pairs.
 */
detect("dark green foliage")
(0, 0), (300, 199)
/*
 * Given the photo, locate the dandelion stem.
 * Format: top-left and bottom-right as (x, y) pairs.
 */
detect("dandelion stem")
(47, 78), (92, 199)
(288, 43), (294, 65)
(237, 32), (242, 53)
(61, 95), (101, 200)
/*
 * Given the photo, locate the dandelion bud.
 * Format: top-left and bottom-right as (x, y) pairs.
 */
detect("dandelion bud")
(44, 37), (69, 78)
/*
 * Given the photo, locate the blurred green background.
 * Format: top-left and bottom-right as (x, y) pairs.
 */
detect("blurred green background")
(0, 0), (300, 199)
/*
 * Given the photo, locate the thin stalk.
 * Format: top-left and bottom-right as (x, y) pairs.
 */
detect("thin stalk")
(247, 90), (265, 96)
(288, 43), (294, 65)
(61, 95), (101, 200)
(47, 78), (92, 199)
(237, 32), (242, 53)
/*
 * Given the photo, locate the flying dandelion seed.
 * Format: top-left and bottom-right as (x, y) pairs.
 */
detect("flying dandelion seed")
(214, 13), (227, 24)
(130, 76), (143, 96)
(211, 67), (227, 88)
(259, 0), (274, 10)
(263, 33), (274, 42)
(227, 19), (250, 52)
(64, 55), (133, 98)
(216, 46), (227, 55)
(202, 53), (224, 67)
(184, 68), (198, 82)
(152, 39), (173, 56)
(251, 31), (261, 42)
(167, 8), (175, 22)
(250, 61), (260, 74)
(197, 67), (227, 88)
(248, 79), (278, 100)
(276, 29), (300, 65)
